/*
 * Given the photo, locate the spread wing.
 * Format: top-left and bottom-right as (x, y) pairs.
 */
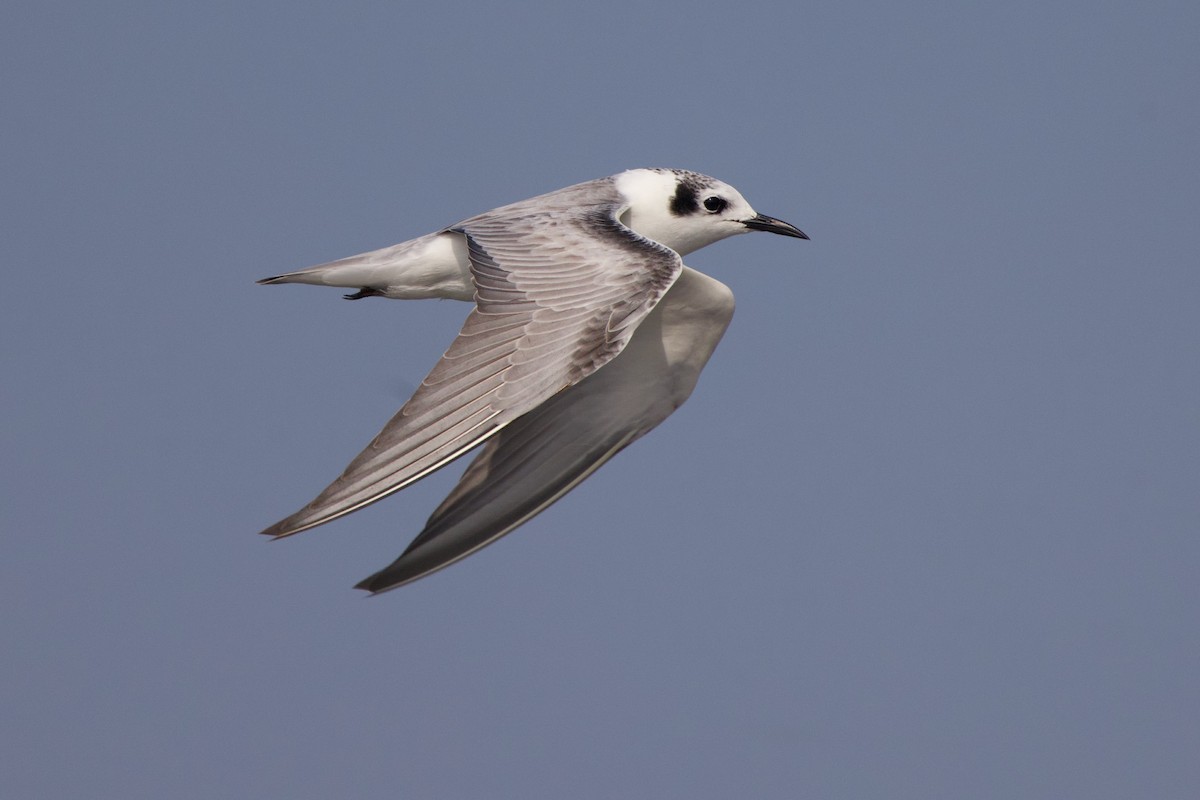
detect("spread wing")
(353, 373), (646, 593)
(353, 267), (738, 594)
(260, 205), (682, 539)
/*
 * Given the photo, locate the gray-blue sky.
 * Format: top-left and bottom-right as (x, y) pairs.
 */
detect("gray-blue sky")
(2, 1), (1197, 797)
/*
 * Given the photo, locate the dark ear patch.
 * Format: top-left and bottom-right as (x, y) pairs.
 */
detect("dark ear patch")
(669, 182), (698, 216)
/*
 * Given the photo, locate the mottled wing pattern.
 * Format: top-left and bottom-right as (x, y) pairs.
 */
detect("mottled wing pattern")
(352, 267), (738, 593)
(260, 195), (682, 539)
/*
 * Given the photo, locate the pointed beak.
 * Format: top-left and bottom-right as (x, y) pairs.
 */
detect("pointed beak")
(743, 213), (809, 240)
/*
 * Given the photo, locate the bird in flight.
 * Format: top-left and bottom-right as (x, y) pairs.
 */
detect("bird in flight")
(259, 168), (807, 593)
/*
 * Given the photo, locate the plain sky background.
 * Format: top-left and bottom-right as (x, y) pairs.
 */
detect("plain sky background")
(3, 2), (1197, 798)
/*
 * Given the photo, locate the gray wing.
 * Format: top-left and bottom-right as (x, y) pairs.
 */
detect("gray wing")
(353, 368), (645, 593)
(354, 267), (737, 593)
(260, 204), (682, 539)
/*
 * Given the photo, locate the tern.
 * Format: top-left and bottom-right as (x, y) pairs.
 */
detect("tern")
(259, 168), (807, 593)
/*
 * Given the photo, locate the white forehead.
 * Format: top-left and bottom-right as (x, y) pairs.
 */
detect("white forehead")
(614, 168), (681, 207)
(614, 168), (749, 212)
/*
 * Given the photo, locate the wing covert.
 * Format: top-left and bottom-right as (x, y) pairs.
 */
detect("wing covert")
(259, 202), (682, 539)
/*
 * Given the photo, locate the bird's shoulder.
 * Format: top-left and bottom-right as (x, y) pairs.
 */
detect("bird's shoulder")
(448, 176), (678, 273)
(450, 175), (622, 229)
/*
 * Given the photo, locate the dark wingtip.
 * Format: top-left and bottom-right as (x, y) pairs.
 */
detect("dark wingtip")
(354, 564), (421, 595)
(353, 574), (384, 594)
(257, 275), (285, 285)
(258, 515), (304, 539)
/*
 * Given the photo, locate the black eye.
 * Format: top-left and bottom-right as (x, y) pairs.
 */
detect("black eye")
(703, 196), (728, 213)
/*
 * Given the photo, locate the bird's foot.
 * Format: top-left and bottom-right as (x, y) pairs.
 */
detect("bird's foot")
(344, 287), (384, 300)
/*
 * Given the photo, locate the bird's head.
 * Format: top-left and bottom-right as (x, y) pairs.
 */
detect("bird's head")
(615, 168), (808, 256)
